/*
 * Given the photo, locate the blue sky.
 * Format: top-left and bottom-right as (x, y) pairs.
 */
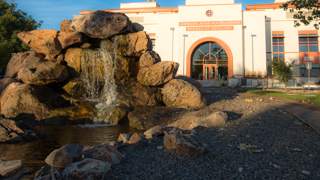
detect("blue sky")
(14, 0), (275, 30)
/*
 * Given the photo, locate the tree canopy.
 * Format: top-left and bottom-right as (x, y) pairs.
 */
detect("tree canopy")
(269, 58), (297, 90)
(0, 0), (42, 73)
(281, 0), (320, 29)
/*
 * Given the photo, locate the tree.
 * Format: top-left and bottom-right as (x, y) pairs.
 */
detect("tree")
(281, 0), (320, 29)
(269, 57), (297, 90)
(0, 0), (42, 73)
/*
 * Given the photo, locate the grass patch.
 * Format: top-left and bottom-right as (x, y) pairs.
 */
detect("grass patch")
(247, 90), (320, 105)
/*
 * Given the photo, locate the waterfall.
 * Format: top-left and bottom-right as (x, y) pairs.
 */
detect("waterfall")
(82, 40), (118, 124)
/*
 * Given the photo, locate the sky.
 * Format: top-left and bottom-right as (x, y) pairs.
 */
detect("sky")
(14, 0), (275, 30)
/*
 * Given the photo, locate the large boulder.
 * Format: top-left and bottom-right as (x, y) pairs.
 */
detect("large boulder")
(64, 48), (82, 78)
(62, 79), (87, 98)
(128, 133), (148, 148)
(0, 78), (17, 95)
(175, 75), (202, 90)
(0, 82), (69, 121)
(127, 106), (189, 130)
(163, 130), (208, 157)
(45, 144), (84, 169)
(62, 158), (111, 180)
(57, 31), (82, 49)
(83, 143), (123, 165)
(71, 10), (132, 39)
(116, 81), (162, 108)
(60, 19), (75, 33)
(17, 30), (62, 60)
(0, 159), (23, 177)
(169, 109), (228, 130)
(0, 119), (44, 143)
(34, 165), (60, 180)
(137, 61), (179, 86)
(139, 51), (161, 68)
(162, 79), (206, 107)
(5, 51), (69, 85)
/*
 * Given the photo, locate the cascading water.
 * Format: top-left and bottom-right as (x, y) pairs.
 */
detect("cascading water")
(82, 40), (118, 124)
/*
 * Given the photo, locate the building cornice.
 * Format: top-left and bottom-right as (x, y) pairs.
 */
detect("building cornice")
(80, 7), (178, 15)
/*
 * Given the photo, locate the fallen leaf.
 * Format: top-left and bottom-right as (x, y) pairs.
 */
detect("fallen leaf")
(302, 170), (310, 175)
(292, 148), (302, 152)
(246, 144), (257, 149)
(309, 154), (314, 158)
(157, 146), (164, 150)
(238, 168), (243, 173)
(248, 149), (264, 153)
(238, 143), (247, 151)
(246, 135), (250, 138)
(219, 128), (225, 131)
(273, 164), (281, 169)
(228, 144), (233, 147)
(245, 98), (253, 102)
(231, 135), (237, 137)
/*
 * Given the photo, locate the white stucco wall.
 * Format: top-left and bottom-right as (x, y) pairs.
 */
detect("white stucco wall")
(120, 2), (159, 8)
(186, 0), (234, 5)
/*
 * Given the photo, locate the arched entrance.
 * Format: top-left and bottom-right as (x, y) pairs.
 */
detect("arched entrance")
(186, 37), (233, 80)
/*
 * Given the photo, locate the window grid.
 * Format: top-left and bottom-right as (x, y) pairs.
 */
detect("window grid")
(299, 32), (319, 52)
(272, 33), (285, 61)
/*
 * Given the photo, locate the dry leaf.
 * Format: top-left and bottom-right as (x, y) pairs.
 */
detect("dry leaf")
(302, 170), (310, 175)
(238, 168), (243, 173)
(228, 144), (233, 147)
(248, 149), (264, 153)
(245, 98), (254, 102)
(273, 164), (281, 169)
(246, 135), (250, 138)
(231, 135), (237, 137)
(157, 146), (164, 150)
(246, 144), (257, 149)
(309, 154), (314, 158)
(218, 128), (225, 131)
(292, 148), (302, 152)
(238, 143), (247, 151)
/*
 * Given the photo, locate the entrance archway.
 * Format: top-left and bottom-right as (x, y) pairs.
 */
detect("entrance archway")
(186, 37), (233, 80)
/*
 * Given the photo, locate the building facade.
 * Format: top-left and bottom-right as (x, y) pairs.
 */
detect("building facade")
(80, 0), (320, 85)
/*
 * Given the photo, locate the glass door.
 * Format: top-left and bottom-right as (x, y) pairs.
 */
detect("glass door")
(203, 65), (216, 80)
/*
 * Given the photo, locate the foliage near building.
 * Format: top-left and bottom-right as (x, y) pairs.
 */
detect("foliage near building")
(269, 58), (297, 90)
(0, 0), (42, 73)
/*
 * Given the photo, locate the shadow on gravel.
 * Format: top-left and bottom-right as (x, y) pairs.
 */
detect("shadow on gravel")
(223, 111), (243, 122)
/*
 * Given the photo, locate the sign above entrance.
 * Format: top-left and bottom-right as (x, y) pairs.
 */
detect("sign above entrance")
(179, 21), (242, 26)
(186, 26), (234, 31)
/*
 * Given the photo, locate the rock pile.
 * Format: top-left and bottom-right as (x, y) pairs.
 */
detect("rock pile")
(0, 10), (207, 127)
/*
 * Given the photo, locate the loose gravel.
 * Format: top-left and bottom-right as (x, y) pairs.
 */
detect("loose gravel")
(105, 87), (320, 180)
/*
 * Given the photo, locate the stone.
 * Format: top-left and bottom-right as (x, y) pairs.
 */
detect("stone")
(0, 159), (23, 177)
(45, 144), (84, 169)
(118, 133), (132, 144)
(83, 143), (123, 165)
(34, 165), (60, 180)
(62, 158), (111, 180)
(0, 83), (69, 121)
(128, 133), (148, 148)
(128, 106), (189, 130)
(175, 75), (202, 90)
(60, 20), (75, 33)
(162, 79), (206, 107)
(5, 51), (69, 85)
(116, 81), (162, 108)
(0, 118), (44, 143)
(62, 79), (87, 98)
(139, 51), (161, 68)
(71, 10), (132, 39)
(57, 31), (82, 49)
(163, 131), (208, 157)
(0, 78), (17, 95)
(143, 125), (167, 139)
(169, 109), (228, 130)
(133, 22), (144, 32)
(137, 61), (179, 86)
(109, 106), (129, 125)
(64, 48), (82, 78)
(17, 30), (62, 60)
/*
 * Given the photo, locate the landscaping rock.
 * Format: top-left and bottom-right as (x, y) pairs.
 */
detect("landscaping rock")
(118, 133), (132, 144)
(143, 125), (167, 139)
(137, 61), (179, 86)
(175, 75), (202, 90)
(34, 165), (60, 180)
(83, 143), (123, 165)
(71, 10), (132, 39)
(57, 31), (82, 49)
(128, 133), (148, 148)
(60, 19), (75, 33)
(133, 22), (144, 32)
(163, 130), (208, 157)
(170, 109), (228, 130)
(0, 78), (17, 95)
(64, 48), (82, 78)
(17, 30), (62, 60)
(45, 144), (84, 169)
(62, 79), (87, 98)
(139, 51), (161, 68)
(162, 79), (206, 107)
(62, 158), (111, 180)
(0, 159), (23, 177)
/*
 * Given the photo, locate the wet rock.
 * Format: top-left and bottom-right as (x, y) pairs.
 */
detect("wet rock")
(0, 159), (23, 177)
(62, 158), (111, 180)
(118, 133), (132, 144)
(128, 133), (148, 148)
(64, 48), (82, 78)
(175, 75), (202, 90)
(163, 130), (208, 157)
(45, 144), (84, 169)
(139, 51), (161, 68)
(0, 82), (69, 121)
(17, 30), (62, 60)
(137, 61), (179, 86)
(143, 125), (167, 139)
(60, 19), (75, 33)
(62, 79), (87, 98)
(57, 31), (82, 49)
(116, 81), (162, 108)
(0, 118), (44, 143)
(0, 78), (17, 95)
(162, 79), (206, 107)
(71, 10), (132, 39)
(34, 165), (60, 180)
(169, 109), (228, 130)
(83, 143), (123, 165)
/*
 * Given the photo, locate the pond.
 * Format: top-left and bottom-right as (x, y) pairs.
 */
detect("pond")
(0, 125), (142, 171)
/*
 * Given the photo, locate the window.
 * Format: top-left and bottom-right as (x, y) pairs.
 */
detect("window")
(148, 34), (156, 51)
(272, 32), (284, 60)
(206, 10), (213, 17)
(300, 65), (320, 77)
(299, 32), (318, 52)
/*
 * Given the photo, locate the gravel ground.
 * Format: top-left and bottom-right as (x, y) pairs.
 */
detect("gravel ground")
(105, 87), (320, 180)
